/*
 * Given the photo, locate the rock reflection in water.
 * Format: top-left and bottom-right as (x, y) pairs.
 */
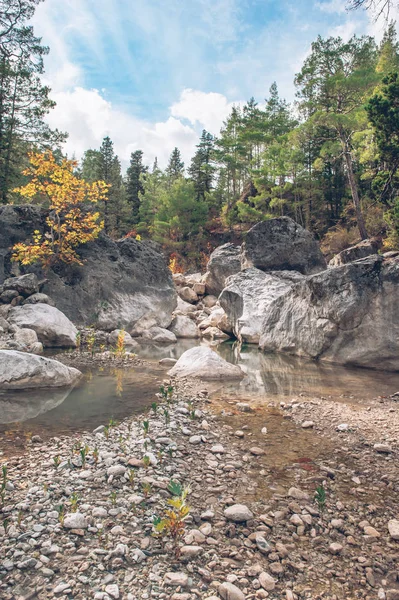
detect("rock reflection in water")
(0, 387), (73, 424)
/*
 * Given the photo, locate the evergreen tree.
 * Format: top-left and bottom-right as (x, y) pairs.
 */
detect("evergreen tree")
(126, 150), (148, 224)
(188, 130), (215, 201)
(0, 0), (65, 203)
(166, 147), (184, 184)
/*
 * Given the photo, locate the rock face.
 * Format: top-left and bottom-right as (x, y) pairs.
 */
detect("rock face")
(203, 243), (241, 296)
(3, 273), (39, 297)
(9, 304), (78, 348)
(0, 205), (177, 333)
(0, 350), (82, 389)
(168, 346), (244, 380)
(259, 255), (399, 370)
(329, 238), (380, 267)
(219, 268), (301, 344)
(241, 217), (326, 275)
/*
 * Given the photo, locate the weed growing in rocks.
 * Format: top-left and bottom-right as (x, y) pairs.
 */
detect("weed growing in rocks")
(315, 484), (326, 514)
(53, 455), (61, 469)
(160, 384), (174, 403)
(1, 465), (8, 506)
(109, 491), (117, 506)
(143, 456), (151, 469)
(56, 504), (65, 525)
(86, 329), (96, 357)
(153, 480), (191, 558)
(142, 481), (152, 498)
(151, 402), (158, 414)
(143, 420), (150, 437)
(113, 329), (126, 358)
(70, 492), (79, 512)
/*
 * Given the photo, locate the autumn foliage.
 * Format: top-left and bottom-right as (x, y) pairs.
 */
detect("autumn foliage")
(12, 152), (109, 268)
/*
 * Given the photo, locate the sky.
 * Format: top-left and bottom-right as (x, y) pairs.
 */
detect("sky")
(31, 0), (397, 170)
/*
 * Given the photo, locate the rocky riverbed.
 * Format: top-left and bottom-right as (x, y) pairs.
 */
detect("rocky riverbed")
(0, 373), (398, 600)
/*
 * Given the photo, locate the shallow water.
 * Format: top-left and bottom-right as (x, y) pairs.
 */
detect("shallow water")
(1, 341), (399, 450)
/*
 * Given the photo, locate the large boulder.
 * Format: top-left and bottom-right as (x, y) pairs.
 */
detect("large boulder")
(3, 273), (39, 297)
(169, 315), (199, 338)
(329, 239), (380, 267)
(9, 304), (78, 348)
(140, 326), (177, 344)
(259, 255), (399, 370)
(241, 217), (326, 275)
(168, 346), (244, 380)
(0, 206), (177, 333)
(0, 350), (82, 389)
(219, 268), (301, 344)
(203, 243), (241, 296)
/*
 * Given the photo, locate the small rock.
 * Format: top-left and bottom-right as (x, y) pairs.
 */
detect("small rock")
(388, 519), (399, 540)
(211, 444), (225, 453)
(164, 572), (189, 587)
(374, 443), (392, 454)
(224, 504), (253, 522)
(329, 542), (343, 555)
(105, 584), (119, 599)
(219, 581), (245, 600)
(63, 513), (88, 529)
(301, 420), (314, 429)
(249, 446), (265, 456)
(259, 572), (276, 591)
(288, 487), (310, 501)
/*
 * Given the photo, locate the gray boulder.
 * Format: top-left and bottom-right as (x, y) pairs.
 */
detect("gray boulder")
(169, 315), (199, 338)
(259, 255), (399, 370)
(329, 239), (380, 267)
(108, 329), (139, 350)
(241, 217), (326, 275)
(0, 206), (177, 333)
(0, 350), (82, 389)
(168, 346), (244, 380)
(9, 304), (78, 348)
(22, 293), (55, 306)
(203, 243), (241, 296)
(140, 326), (177, 344)
(219, 268), (301, 344)
(3, 273), (39, 297)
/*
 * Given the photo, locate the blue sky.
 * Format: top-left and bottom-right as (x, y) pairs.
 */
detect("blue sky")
(32, 0), (395, 168)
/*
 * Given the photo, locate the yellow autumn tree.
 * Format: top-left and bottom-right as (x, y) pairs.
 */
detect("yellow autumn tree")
(12, 151), (109, 268)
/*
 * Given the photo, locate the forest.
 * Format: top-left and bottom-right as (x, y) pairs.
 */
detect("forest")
(2, 0), (399, 268)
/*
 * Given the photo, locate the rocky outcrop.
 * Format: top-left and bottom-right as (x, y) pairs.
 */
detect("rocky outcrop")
(259, 255), (399, 370)
(219, 268), (301, 344)
(0, 205), (177, 333)
(3, 273), (39, 297)
(203, 243), (241, 296)
(241, 217), (326, 275)
(329, 239), (380, 267)
(168, 346), (244, 380)
(0, 350), (82, 389)
(9, 304), (78, 348)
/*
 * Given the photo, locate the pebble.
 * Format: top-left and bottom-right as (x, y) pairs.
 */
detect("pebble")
(164, 572), (189, 587)
(301, 420), (314, 428)
(224, 504), (254, 522)
(374, 443), (393, 454)
(63, 513), (88, 529)
(388, 519), (399, 540)
(219, 581), (245, 600)
(259, 572), (276, 591)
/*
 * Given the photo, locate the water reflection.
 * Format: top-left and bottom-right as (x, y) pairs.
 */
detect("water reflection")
(0, 387), (73, 424)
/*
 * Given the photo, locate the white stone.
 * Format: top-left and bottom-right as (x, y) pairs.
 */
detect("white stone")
(259, 572), (276, 591)
(164, 572), (189, 587)
(218, 582), (245, 600)
(168, 346), (244, 381)
(0, 350), (81, 390)
(388, 519), (399, 540)
(9, 304), (78, 347)
(224, 504), (253, 522)
(63, 513), (88, 529)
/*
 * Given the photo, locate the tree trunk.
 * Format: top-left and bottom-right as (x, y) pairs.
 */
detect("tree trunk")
(342, 143), (368, 240)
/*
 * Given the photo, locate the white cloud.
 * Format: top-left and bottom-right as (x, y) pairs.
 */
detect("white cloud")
(170, 88), (239, 133)
(46, 86), (233, 169)
(316, 0), (346, 14)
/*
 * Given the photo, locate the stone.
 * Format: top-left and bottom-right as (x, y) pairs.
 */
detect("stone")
(108, 329), (140, 349)
(3, 273), (39, 297)
(203, 243), (241, 296)
(202, 295), (218, 308)
(174, 296), (197, 315)
(140, 326), (177, 344)
(14, 327), (38, 348)
(107, 465), (127, 477)
(210, 444), (225, 454)
(105, 584), (120, 599)
(329, 542), (343, 555)
(250, 446), (265, 456)
(159, 357), (177, 366)
(164, 572), (189, 587)
(329, 239), (380, 267)
(198, 307), (232, 335)
(388, 519), (399, 540)
(0, 289), (19, 303)
(22, 292), (55, 306)
(224, 504), (254, 522)
(364, 526), (380, 537)
(193, 282), (206, 295)
(63, 513), (88, 529)
(387, 591), (399, 600)
(301, 420), (314, 429)
(259, 255), (399, 370)
(218, 582), (245, 600)
(219, 268), (299, 343)
(180, 545), (203, 559)
(0, 350), (82, 389)
(288, 487), (310, 501)
(169, 315), (199, 338)
(241, 217), (326, 274)
(374, 443), (392, 453)
(255, 533), (271, 554)
(0, 206), (177, 331)
(178, 286), (198, 304)
(9, 304), (78, 347)
(259, 572), (276, 592)
(168, 346), (244, 380)
(201, 326), (230, 341)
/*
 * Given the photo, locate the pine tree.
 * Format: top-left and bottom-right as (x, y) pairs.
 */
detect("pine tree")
(188, 130), (215, 201)
(126, 150), (148, 224)
(166, 147), (184, 184)
(0, 0), (66, 203)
